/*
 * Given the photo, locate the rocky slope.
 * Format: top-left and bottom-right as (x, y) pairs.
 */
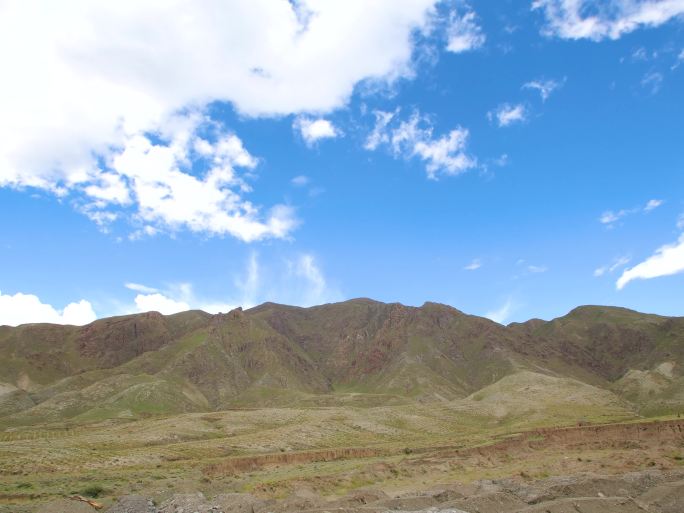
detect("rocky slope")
(41, 467), (684, 513)
(0, 299), (683, 425)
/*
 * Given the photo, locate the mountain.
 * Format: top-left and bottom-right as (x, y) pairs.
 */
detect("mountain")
(0, 299), (682, 426)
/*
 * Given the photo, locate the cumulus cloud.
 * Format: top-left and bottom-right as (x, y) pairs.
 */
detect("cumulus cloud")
(127, 281), (235, 316)
(533, 0), (684, 41)
(488, 104), (526, 127)
(446, 8), (486, 53)
(368, 111), (476, 179)
(0, 0), (439, 237)
(617, 234), (684, 289)
(293, 117), (340, 146)
(111, 116), (296, 241)
(0, 290), (96, 326)
(522, 78), (564, 101)
(464, 258), (482, 270)
(134, 293), (190, 316)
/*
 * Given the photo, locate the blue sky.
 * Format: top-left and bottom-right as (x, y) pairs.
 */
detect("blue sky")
(1, 0), (683, 326)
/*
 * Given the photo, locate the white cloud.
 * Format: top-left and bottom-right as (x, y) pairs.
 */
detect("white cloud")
(413, 128), (474, 179)
(488, 104), (526, 127)
(485, 297), (515, 324)
(644, 198), (665, 211)
(641, 71), (664, 93)
(0, 0), (439, 236)
(600, 209), (630, 225)
(464, 258), (482, 271)
(124, 251), (340, 316)
(293, 117), (340, 146)
(600, 198), (665, 227)
(369, 111), (476, 179)
(533, 0), (684, 41)
(527, 265), (548, 273)
(594, 255), (631, 277)
(125, 282), (159, 294)
(103, 118), (298, 242)
(134, 293), (190, 315)
(364, 110), (398, 151)
(617, 234), (684, 289)
(632, 46), (649, 60)
(291, 175), (310, 187)
(287, 254), (332, 306)
(672, 48), (684, 68)
(493, 154), (510, 167)
(234, 252), (260, 308)
(0, 290), (96, 326)
(522, 78), (564, 101)
(446, 9), (486, 53)
(678, 213), (684, 230)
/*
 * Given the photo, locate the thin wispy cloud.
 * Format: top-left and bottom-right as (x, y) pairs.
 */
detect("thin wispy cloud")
(641, 71), (664, 94)
(522, 78), (564, 101)
(485, 297), (516, 324)
(674, 48), (684, 69)
(291, 175), (310, 187)
(464, 258), (482, 271)
(644, 199), (665, 211)
(124, 282), (159, 294)
(600, 198), (665, 227)
(123, 252), (341, 316)
(594, 256), (631, 277)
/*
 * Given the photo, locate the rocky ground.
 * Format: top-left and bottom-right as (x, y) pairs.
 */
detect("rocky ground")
(37, 468), (684, 513)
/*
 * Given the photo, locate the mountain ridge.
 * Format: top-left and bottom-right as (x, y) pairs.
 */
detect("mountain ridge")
(0, 299), (682, 427)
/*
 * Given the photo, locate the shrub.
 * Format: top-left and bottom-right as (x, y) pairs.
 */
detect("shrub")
(81, 484), (105, 498)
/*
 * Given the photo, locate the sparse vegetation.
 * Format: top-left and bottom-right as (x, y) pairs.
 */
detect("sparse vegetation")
(1, 301), (684, 511)
(81, 484), (105, 498)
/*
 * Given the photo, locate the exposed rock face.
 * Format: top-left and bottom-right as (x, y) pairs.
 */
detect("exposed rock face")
(104, 495), (156, 513)
(204, 447), (386, 476)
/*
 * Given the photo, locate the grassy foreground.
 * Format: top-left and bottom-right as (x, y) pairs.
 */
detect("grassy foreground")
(0, 397), (668, 512)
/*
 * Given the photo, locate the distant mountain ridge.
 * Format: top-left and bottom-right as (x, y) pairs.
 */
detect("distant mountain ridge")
(1, 299), (683, 426)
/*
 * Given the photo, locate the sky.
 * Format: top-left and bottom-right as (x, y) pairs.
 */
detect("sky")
(0, 0), (683, 326)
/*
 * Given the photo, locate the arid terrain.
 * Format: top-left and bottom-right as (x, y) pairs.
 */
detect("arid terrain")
(1, 299), (683, 512)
